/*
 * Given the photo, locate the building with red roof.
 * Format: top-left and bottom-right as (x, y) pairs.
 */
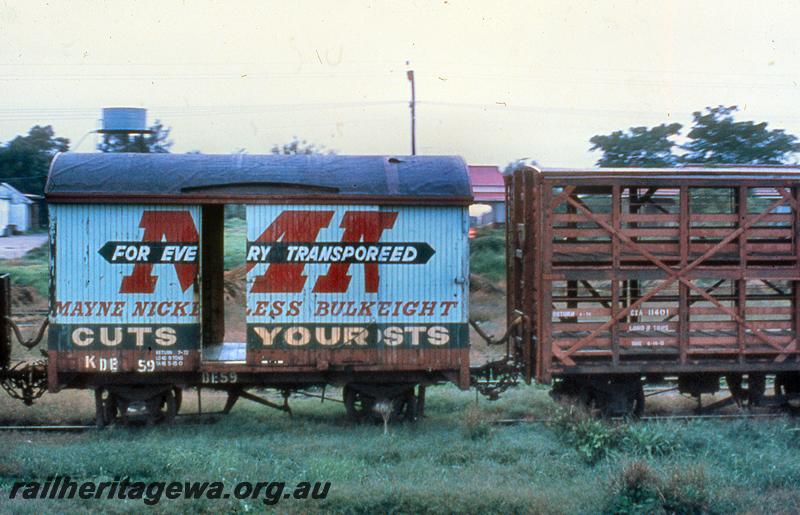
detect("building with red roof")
(468, 165), (505, 225)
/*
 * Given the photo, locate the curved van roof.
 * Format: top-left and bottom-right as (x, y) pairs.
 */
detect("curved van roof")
(46, 153), (472, 205)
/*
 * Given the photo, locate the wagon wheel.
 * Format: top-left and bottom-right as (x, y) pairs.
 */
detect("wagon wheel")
(726, 374), (745, 407)
(776, 372), (800, 410)
(109, 388), (177, 426)
(343, 385), (417, 423)
(578, 382), (643, 418)
(155, 388), (177, 425)
(631, 383), (645, 418)
(384, 389), (418, 422)
(775, 374), (785, 396)
(94, 388), (119, 428)
(747, 373), (766, 407)
(173, 387), (183, 413)
(400, 390), (419, 422)
(577, 387), (603, 417)
(343, 385), (376, 423)
(775, 372), (800, 395)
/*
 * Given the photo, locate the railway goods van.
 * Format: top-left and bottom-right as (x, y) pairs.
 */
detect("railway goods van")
(33, 153), (472, 423)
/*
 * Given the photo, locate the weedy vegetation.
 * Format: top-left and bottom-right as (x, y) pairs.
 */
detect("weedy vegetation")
(0, 243), (49, 298)
(0, 386), (799, 513)
(469, 227), (505, 282)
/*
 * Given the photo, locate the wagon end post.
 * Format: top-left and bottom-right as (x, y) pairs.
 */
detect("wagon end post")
(0, 273), (10, 369)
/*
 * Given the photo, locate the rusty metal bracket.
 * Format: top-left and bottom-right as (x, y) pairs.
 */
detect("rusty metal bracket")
(469, 316), (528, 400)
(469, 315), (526, 347)
(222, 387), (292, 415)
(7, 316), (49, 350)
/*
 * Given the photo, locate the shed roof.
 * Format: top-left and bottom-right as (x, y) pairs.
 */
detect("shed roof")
(468, 165), (503, 186)
(0, 183), (33, 204)
(468, 165), (505, 202)
(46, 153), (472, 205)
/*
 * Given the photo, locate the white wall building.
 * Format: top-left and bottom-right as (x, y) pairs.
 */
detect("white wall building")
(0, 183), (33, 234)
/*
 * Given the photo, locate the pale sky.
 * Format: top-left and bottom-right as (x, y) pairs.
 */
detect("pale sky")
(1, 1), (799, 167)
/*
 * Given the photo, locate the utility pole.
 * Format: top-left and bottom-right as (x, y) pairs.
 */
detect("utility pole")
(406, 61), (416, 155)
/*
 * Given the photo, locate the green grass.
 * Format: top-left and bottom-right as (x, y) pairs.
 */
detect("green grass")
(1, 385), (799, 513)
(223, 217), (246, 270)
(470, 227), (505, 281)
(0, 244), (50, 298)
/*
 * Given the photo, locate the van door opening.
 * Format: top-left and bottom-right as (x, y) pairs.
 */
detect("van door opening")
(201, 204), (247, 362)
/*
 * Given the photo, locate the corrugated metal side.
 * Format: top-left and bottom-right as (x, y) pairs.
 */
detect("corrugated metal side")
(49, 204), (201, 374)
(245, 204), (468, 371)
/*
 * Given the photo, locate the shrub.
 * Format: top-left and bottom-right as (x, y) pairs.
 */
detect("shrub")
(549, 406), (624, 464)
(605, 461), (665, 514)
(605, 462), (711, 515)
(550, 407), (684, 464)
(462, 405), (492, 441)
(0, 243), (50, 297)
(662, 465), (710, 514)
(622, 423), (683, 458)
(0, 263), (49, 297)
(470, 228), (505, 281)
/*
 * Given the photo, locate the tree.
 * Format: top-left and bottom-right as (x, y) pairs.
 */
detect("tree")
(0, 125), (69, 195)
(98, 120), (173, 153)
(589, 123), (682, 167)
(271, 137), (334, 155)
(682, 105), (800, 164)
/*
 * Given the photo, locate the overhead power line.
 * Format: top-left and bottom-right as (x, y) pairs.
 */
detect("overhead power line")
(0, 102), (407, 122)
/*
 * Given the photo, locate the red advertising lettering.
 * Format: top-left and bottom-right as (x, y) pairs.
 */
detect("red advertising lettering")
(249, 210), (334, 293)
(119, 211), (199, 294)
(313, 211), (398, 293)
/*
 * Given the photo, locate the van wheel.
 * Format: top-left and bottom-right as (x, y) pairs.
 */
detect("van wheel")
(343, 385), (417, 423)
(94, 388), (118, 428)
(157, 389), (177, 424)
(173, 387), (183, 413)
(343, 385), (375, 422)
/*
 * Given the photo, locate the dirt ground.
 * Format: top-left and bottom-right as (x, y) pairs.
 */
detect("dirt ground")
(222, 265), (247, 342)
(10, 285), (46, 311)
